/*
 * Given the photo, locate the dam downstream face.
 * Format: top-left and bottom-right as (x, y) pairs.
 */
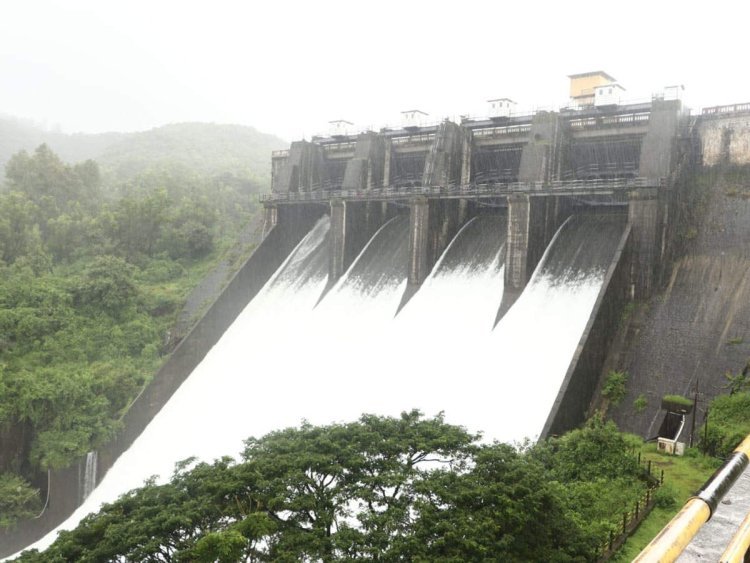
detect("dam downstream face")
(18, 211), (625, 555)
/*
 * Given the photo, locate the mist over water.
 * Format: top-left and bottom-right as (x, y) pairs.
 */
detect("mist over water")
(14, 212), (625, 556)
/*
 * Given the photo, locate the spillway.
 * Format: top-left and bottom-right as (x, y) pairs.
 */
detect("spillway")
(10, 211), (625, 557)
(484, 213), (627, 440)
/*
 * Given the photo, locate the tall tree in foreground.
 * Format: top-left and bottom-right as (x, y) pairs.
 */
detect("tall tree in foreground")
(14, 413), (648, 563)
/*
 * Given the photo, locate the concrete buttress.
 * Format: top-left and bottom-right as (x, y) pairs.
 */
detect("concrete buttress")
(408, 196), (430, 286)
(329, 200), (347, 281)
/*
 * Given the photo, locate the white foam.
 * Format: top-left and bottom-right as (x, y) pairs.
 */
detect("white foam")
(9, 214), (611, 558)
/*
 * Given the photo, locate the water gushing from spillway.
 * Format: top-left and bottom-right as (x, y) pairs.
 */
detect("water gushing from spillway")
(11, 211), (625, 557)
(79, 451), (97, 503)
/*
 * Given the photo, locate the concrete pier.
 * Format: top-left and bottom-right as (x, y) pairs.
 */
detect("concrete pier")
(422, 121), (466, 186)
(272, 140), (325, 193)
(262, 204), (278, 238)
(502, 196), (548, 303)
(518, 111), (565, 183)
(342, 132), (386, 191)
(408, 196), (430, 286)
(328, 200), (387, 284)
(329, 200), (347, 281)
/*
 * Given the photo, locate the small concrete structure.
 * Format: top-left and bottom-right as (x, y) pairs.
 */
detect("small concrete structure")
(401, 110), (428, 129)
(569, 70), (617, 108)
(329, 120), (353, 137)
(663, 84), (684, 101)
(488, 98), (516, 119)
(595, 83), (626, 107)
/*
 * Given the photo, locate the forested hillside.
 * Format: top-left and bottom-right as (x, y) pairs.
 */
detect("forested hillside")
(95, 123), (285, 185)
(0, 117), (284, 528)
(0, 115), (123, 173)
(0, 115), (286, 184)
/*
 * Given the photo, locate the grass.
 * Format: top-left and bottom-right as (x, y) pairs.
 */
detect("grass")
(662, 394), (694, 407)
(613, 443), (721, 561)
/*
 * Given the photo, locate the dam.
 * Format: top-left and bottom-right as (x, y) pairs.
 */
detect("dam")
(4, 73), (746, 558)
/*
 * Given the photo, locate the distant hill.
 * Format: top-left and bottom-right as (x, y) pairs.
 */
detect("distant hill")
(0, 116), (287, 186)
(95, 123), (286, 184)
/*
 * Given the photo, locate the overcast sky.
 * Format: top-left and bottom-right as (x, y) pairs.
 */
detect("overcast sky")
(1, 0), (748, 142)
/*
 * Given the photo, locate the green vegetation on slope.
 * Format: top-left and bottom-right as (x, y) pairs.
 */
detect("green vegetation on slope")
(0, 138), (274, 527)
(14, 413), (651, 563)
(613, 445), (720, 560)
(699, 384), (750, 457)
(95, 122), (286, 186)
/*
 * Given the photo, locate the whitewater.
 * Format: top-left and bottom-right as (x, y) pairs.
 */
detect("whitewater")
(8, 211), (624, 557)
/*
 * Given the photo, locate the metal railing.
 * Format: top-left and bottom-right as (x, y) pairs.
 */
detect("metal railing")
(322, 141), (357, 153)
(597, 458), (664, 562)
(260, 177), (663, 204)
(720, 511), (750, 562)
(390, 133), (436, 146)
(635, 434), (750, 562)
(702, 103), (750, 117)
(472, 124), (532, 138)
(569, 112), (650, 130)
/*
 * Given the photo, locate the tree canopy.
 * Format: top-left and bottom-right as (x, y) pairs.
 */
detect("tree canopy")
(14, 413), (649, 563)
(0, 141), (270, 527)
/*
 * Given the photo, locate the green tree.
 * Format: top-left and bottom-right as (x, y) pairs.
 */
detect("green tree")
(109, 190), (169, 260)
(5, 145), (101, 212)
(15, 412), (649, 562)
(72, 256), (138, 317)
(0, 473), (41, 528)
(0, 192), (41, 264)
(410, 443), (597, 562)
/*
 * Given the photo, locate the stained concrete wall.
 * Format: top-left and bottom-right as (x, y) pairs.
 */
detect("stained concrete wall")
(700, 115), (750, 166)
(0, 205), (324, 558)
(611, 166), (750, 440)
(422, 121), (465, 186)
(407, 197), (431, 286)
(542, 221), (632, 437)
(628, 187), (662, 299)
(504, 194), (546, 290)
(639, 99), (682, 178)
(272, 140), (325, 193)
(518, 111), (565, 183)
(341, 132), (385, 190)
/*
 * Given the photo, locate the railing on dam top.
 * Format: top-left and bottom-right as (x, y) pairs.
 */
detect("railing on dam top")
(569, 112), (650, 130)
(702, 103), (750, 117)
(260, 177), (664, 205)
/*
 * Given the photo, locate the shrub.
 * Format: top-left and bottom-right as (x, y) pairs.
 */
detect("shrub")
(602, 370), (628, 406)
(634, 394), (648, 413)
(699, 391), (750, 457)
(654, 483), (677, 509)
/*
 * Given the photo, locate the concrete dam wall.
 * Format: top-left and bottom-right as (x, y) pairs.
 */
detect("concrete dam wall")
(2, 95), (706, 558)
(611, 164), (750, 439)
